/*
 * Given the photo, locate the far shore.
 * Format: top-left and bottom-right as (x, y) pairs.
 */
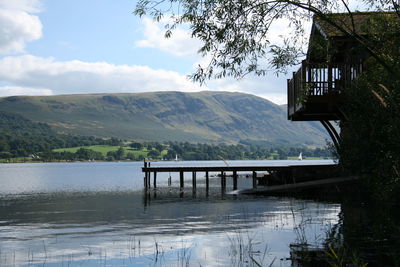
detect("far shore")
(0, 157), (332, 164)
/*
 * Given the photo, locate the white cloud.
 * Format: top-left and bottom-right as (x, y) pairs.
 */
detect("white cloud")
(0, 85), (53, 97)
(0, 0), (43, 55)
(133, 15), (307, 105)
(136, 17), (202, 57)
(0, 55), (289, 104)
(0, 0), (42, 13)
(0, 55), (206, 96)
(207, 74), (289, 105)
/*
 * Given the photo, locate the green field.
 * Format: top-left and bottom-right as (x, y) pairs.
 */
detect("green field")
(54, 145), (121, 156)
(53, 145), (167, 158)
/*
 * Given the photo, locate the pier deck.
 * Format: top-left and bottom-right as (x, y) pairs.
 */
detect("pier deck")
(142, 161), (343, 193)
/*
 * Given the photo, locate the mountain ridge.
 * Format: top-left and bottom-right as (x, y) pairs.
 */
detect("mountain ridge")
(0, 91), (328, 146)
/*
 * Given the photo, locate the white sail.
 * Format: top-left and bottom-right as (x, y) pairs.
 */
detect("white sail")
(298, 152), (303, 161)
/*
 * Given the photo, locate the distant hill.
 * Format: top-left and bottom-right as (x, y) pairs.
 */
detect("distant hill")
(0, 91), (329, 146)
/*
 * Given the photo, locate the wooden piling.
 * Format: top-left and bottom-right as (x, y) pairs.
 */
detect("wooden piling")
(153, 172), (157, 188)
(180, 171), (184, 189)
(233, 170), (238, 190)
(141, 163), (339, 192)
(192, 171), (197, 191)
(205, 171), (209, 192)
(221, 171), (226, 191)
(144, 159), (149, 188)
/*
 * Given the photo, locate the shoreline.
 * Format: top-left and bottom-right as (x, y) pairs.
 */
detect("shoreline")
(0, 157), (333, 164)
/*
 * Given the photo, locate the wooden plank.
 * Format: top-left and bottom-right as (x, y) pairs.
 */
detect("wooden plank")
(142, 164), (336, 173)
(241, 176), (358, 194)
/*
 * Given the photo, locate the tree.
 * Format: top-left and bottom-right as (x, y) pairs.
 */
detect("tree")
(130, 142), (142, 150)
(135, 0), (399, 83)
(126, 152), (136, 160)
(135, 1), (400, 198)
(148, 149), (161, 158)
(106, 147), (125, 160)
(155, 143), (164, 152)
(115, 147), (125, 160)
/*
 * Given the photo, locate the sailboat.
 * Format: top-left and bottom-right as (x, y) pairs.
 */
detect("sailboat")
(175, 154), (178, 161)
(298, 152), (303, 161)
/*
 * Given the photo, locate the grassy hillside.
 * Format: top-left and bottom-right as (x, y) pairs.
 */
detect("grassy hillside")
(0, 91), (329, 146)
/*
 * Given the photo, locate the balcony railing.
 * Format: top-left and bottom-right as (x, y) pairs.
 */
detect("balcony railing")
(288, 61), (363, 119)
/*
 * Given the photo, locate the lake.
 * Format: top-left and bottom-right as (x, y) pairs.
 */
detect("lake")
(0, 160), (340, 266)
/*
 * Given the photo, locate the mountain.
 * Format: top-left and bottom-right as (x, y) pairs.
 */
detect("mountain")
(0, 91), (329, 146)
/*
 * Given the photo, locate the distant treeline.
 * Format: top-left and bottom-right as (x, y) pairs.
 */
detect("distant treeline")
(37, 142), (332, 162)
(0, 112), (332, 161)
(160, 141), (331, 160)
(0, 112), (121, 159)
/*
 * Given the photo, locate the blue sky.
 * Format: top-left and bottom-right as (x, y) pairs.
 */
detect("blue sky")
(0, 0), (368, 104)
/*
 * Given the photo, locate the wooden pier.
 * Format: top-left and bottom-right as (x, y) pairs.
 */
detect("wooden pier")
(142, 160), (348, 193)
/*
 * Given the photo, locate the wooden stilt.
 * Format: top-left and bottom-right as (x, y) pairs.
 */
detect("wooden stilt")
(221, 171), (226, 191)
(140, 164), (340, 193)
(233, 171), (238, 190)
(144, 159), (148, 188)
(192, 171), (196, 192)
(180, 171), (184, 189)
(205, 171), (209, 192)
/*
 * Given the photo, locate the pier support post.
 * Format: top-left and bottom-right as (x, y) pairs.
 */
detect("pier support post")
(192, 171), (197, 192)
(221, 171), (226, 191)
(205, 171), (209, 193)
(144, 171), (150, 188)
(252, 171), (257, 189)
(180, 171), (184, 189)
(233, 171), (238, 190)
(153, 172), (157, 188)
(144, 159), (148, 188)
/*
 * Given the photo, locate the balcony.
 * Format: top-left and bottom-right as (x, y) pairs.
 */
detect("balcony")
(288, 61), (362, 121)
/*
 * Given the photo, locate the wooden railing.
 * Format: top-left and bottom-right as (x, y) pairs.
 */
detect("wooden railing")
(288, 61), (363, 117)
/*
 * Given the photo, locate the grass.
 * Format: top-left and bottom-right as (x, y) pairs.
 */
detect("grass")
(53, 145), (168, 158)
(53, 145), (121, 156)
(0, 157), (33, 163)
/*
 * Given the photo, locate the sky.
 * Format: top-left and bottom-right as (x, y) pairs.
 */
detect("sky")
(0, 0), (367, 104)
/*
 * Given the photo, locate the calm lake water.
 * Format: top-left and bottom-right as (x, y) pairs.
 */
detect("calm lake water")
(0, 160), (340, 266)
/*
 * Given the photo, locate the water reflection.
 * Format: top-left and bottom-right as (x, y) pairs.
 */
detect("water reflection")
(0, 161), (340, 266)
(0, 189), (340, 266)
